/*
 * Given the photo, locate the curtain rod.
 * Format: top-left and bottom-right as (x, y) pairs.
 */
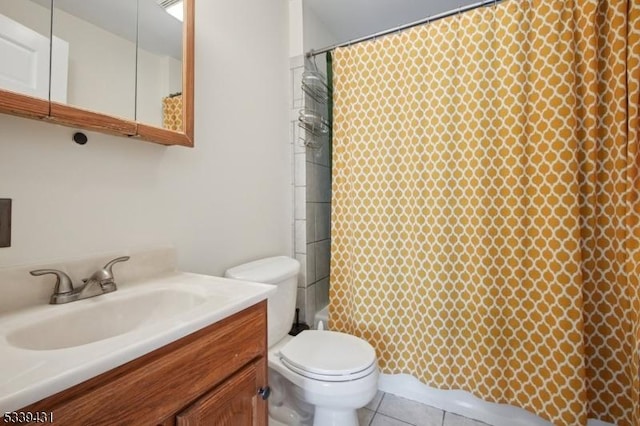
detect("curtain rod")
(306, 0), (506, 58)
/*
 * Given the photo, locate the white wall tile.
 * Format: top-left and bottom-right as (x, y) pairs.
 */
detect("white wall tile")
(306, 139), (318, 162)
(289, 121), (295, 144)
(292, 66), (304, 109)
(290, 55), (304, 69)
(315, 202), (331, 241)
(295, 289), (306, 325)
(317, 165), (331, 202)
(295, 153), (306, 187)
(293, 124), (305, 153)
(315, 238), (330, 279)
(317, 138), (331, 167)
(305, 163), (317, 203)
(295, 253), (307, 287)
(307, 136), (331, 167)
(295, 220), (306, 254)
(306, 202), (316, 242)
(306, 162), (319, 201)
(307, 144), (321, 163)
(294, 187), (306, 219)
(304, 283), (316, 325)
(315, 276), (329, 310)
(291, 222), (296, 258)
(306, 242), (316, 285)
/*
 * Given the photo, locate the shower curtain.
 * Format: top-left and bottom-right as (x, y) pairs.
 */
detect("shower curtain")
(328, 0), (639, 425)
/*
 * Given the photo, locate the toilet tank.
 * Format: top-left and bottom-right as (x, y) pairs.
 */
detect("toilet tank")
(224, 256), (299, 348)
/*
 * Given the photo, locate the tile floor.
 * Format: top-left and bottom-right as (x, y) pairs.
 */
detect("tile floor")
(358, 392), (491, 426)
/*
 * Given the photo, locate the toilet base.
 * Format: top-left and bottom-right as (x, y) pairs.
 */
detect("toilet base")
(313, 407), (358, 426)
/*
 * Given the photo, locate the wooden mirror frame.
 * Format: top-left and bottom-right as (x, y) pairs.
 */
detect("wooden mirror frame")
(135, 0), (194, 147)
(0, 0), (194, 147)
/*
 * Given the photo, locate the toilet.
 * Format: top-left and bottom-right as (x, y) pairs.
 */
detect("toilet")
(225, 256), (379, 426)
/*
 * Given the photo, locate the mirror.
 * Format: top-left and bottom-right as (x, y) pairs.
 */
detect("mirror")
(136, 0), (183, 132)
(0, 0), (53, 116)
(49, 0), (138, 120)
(135, 0), (193, 146)
(0, 0), (194, 146)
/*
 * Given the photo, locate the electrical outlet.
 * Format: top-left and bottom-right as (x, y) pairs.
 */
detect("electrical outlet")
(0, 199), (11, 247)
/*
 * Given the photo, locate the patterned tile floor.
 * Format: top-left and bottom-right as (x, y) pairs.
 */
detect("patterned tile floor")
(358, 392), (491, 426)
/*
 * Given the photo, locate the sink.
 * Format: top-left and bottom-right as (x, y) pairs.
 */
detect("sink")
(0, 271), (275, 413)
(6, 289), (206, 350)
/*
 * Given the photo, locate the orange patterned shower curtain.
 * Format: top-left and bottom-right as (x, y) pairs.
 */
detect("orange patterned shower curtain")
(329, 1), (639, 425)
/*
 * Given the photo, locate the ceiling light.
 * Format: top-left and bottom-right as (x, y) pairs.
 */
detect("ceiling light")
(158, 0), (183, 22)
(166, 2), (183, 21)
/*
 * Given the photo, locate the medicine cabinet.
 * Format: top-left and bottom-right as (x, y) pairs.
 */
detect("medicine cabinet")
(0, 0), (194, 147)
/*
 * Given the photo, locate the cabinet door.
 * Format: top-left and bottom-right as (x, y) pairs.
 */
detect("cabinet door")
(176, 360), (267, 426)
(51, 0), (136, 120)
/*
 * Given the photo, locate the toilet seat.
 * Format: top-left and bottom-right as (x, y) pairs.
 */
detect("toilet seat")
(279, 330), (377, 382)
(280, 357), (377, 382)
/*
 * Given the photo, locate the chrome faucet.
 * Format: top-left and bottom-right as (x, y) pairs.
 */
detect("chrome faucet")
(30, 256), (130, 304)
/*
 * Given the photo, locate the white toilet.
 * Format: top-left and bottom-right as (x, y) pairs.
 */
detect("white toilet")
(225, 256), (379, 426)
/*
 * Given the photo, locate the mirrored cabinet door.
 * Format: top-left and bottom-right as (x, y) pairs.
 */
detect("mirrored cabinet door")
(0, 0), (194, 146)
(136, 0), (193, 146)
(50, 0), (137, 128)
(0, 0), (52, 116)
(136, 0), (183, 131)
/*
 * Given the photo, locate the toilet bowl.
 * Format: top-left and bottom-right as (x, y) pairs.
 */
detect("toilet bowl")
(225, 256), (379, 426)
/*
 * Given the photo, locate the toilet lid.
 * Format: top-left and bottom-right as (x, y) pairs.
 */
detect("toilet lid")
(279, 330), (376, 378)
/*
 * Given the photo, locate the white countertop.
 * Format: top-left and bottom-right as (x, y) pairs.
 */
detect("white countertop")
(0, 272), (275, 412)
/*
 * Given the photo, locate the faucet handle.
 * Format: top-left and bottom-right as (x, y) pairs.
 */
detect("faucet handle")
(81, 256), (130, 292)
(103, 256), (130, 276)
(91, 256), (130, 287)
(30, 269), (75, 295)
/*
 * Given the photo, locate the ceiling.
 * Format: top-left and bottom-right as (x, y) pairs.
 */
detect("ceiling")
(304, 0), (481, 49)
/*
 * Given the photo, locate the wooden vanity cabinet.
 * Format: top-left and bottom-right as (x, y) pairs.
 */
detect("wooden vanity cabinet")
(19, 301), (268, 426)
(176, 360), (264, 426)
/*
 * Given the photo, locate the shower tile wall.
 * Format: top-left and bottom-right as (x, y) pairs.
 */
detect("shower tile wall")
(290, 55), (332, 326)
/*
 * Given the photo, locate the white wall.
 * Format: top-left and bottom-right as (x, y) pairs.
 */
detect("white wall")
(289, 0), (303, 57)
(302, 2), (339, 53)
(0, 0), (291, 276)
(0, 0), (49, 37)
(301, 1), (339, 86)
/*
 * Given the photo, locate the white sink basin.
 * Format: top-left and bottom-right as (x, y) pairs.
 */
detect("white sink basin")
(0, 272), (275, 413)
(7, 289), (207, 350)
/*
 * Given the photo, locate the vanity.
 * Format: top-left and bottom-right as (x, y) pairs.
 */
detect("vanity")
(16, 303), (268, 426)
(0, 249), (274, 425)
